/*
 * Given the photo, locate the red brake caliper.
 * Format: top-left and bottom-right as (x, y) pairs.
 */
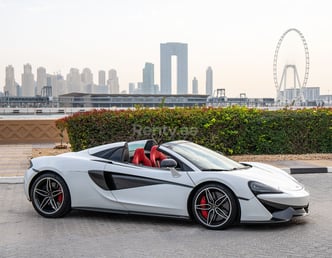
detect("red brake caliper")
(200, 196), (208, 219)
(58, 194), (63, 203)
(57, 187), (63, 203)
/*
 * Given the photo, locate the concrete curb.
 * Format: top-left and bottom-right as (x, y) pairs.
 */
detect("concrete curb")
(0, 176), (24, 184)
(282, 167), (332, 174)
(0, 167), (331, 184)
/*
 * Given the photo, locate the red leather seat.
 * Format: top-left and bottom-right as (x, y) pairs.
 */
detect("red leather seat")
(150, 145), (166, 167)
(132, 148), (152, 166)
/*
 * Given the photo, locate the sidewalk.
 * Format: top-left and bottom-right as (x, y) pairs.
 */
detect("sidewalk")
(0, 144), (332, 184)
(0, 144), (53, 183)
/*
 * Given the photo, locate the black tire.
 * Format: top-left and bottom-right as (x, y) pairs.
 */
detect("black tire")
(192, 183), (237, 229)
(30, 172), (71, 218)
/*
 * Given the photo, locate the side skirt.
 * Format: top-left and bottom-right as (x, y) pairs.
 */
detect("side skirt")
(73, 207), (191, 220)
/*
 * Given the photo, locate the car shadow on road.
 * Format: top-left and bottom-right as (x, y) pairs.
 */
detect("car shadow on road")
(67, 209), (196, 228)
(234, 217), (308, 231)
(65, 210), (308, 231)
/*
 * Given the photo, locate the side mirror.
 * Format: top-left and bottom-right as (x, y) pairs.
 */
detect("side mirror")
(160, 158), (177, 168)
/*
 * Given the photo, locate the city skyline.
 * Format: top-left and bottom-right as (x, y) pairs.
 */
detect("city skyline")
(2, 43), (210, 97)
(2, 61), (213, 97)
(1, 0), (332, 98)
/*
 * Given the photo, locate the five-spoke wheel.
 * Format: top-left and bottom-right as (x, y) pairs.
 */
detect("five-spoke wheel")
(30, 173), (71, 218)
(192, 184), (237, 229)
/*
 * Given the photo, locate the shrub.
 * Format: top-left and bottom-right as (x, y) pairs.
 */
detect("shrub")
(56, 107), (332, 155)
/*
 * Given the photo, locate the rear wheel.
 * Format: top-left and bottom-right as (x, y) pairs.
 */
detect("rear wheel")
(30, 173), (71, 218)
(192, 183), (237, 229)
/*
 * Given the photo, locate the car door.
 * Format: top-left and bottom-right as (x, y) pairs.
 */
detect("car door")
(103, 162), (195, 217)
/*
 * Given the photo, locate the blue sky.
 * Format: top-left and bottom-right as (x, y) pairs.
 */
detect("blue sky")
(1, 0), (332, 97)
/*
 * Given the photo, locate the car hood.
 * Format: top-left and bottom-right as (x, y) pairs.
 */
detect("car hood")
(234, 162), (303, 192)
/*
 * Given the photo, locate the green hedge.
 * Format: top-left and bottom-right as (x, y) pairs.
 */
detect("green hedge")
(56, 107), (332, 155)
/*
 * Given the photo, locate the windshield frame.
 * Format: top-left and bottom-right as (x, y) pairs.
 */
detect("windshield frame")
(162, 141), (247, 171)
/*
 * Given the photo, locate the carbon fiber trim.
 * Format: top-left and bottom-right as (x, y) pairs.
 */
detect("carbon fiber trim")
(73, 207), (190, 220)
(88, 170), (193, 191)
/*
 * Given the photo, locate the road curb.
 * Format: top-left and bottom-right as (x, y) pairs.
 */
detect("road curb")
(284, 167), (332, 174)
(290, 167), (328, 174)
(0, 176), (24, 184)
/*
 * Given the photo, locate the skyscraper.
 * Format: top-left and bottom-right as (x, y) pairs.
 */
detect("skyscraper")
(81, 68), (93, 93)
(21, 63), (35, 97)
(160, 42), (188, 94)
(36, 67), (47, 96)
(93, 70), (107, 94)
(108, 69), (119, 94)
(192, 77), (198, 94)
(142, 62), (155, 94)
(206, 66), (213, 96)
(4, 65), (17, 96)
(98, 70), (106, 86)
(51, 74), (66, 97)
(81, 68), (93, 85)
(128, 82), (136, 94)
(41, 74), (53, 97)
(66, 68), (81, 93)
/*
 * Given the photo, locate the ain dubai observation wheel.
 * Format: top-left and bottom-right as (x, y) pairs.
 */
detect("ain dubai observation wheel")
(273, 28), (310, 105)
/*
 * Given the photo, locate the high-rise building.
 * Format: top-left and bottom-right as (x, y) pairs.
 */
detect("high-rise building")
(66, 68), (81, 93)
(98, 70), (106, 86)
(108, 69), (119, 94)
(137, 82), (143, 94)
(21, 63), (35, 97)
(81, 68), (93, 85)
(129, 82), (136, 94)
(4, 65), (17, 96)
(206, 66), (213, 96)
(36, 67), (47, 96)
(51, 74), (66, 97)
(81, 68), (93, 93)
(192, 77), (198, 94)
(160, 42), (188, 94)
(40, 74), (52, 97)
(142, 62), (155, 94)
(92, 70), (107, 94)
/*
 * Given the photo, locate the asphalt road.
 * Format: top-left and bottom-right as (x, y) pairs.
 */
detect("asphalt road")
(0, 174), (331, 258)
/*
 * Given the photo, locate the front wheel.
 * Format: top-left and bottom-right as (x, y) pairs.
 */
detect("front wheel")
(192, 183), (237, 229)
(30, 173), (71, 218)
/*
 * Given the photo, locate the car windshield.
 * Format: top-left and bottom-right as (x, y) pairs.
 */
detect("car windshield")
(166, 141), (247, 171)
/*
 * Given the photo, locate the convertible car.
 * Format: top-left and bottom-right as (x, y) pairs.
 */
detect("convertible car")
(24, 140), (309, 229)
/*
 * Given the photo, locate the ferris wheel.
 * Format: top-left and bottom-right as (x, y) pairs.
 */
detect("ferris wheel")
(273, 28), (310, 104)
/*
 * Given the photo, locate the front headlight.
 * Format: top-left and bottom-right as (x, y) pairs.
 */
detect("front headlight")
(248, 181), (283, 195)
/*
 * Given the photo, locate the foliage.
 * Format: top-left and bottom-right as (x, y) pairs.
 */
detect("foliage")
(56, 107), (332, 155)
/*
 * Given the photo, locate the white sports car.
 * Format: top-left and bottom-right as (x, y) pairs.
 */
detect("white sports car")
(24, 140), (309, 229)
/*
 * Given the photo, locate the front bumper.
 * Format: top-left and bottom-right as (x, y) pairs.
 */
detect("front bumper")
(258, 196), (309, 222)
(239, 188), (309, 223)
